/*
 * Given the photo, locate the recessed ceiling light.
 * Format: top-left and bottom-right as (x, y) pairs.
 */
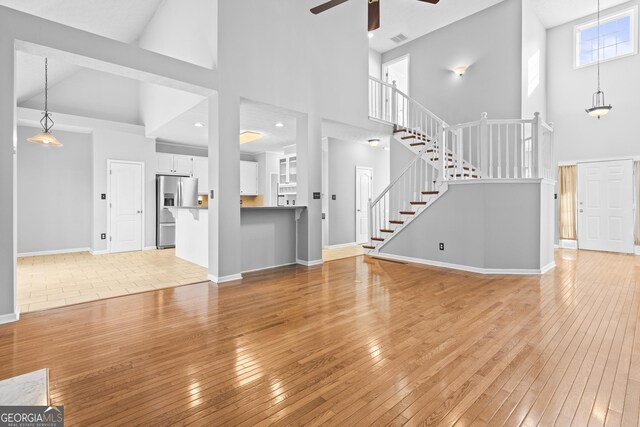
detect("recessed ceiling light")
(368, 32), (374, 39)
(275, 122), (284, 128)
(194, 122), (205, 128)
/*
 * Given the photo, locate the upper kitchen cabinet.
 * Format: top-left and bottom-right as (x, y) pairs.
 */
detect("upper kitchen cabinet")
(192, 156), (208, 195)
(240, 160), (258, 196)
(156, 153), (193, 176)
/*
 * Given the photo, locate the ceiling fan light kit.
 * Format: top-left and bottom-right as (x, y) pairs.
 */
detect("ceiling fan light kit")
(311, 0), (440, 32)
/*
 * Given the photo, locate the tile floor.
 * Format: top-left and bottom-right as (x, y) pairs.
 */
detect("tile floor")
(17, 249), (207, 313)
(322, 244), (366, 262)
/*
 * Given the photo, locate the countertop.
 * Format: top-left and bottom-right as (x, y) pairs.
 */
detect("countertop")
(171, 205), (306, 210)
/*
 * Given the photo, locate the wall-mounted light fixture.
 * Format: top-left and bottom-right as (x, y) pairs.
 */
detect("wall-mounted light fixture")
(453, 65), (468, 77)
(368, 138), (380, 147)
(194, 122), (205, 128)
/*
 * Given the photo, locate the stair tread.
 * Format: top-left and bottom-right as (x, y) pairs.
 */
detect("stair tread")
(410, 201), (427, 205)
(422, 191), (439, 195)
(400, 211), (416, 215)
(380, 229), (395, 233)
(371, 237), (385, 241)
(389, 220), (404, 224)
(410, 143), (426, 147)
(362, 245), (376, 249)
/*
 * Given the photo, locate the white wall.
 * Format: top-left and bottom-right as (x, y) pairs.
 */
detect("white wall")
(521, 0), (548, 120)
(369, 48), (382, 79)
(137, 0), (216, 134)
(20, 68), (142, 125)
(381, 0), (523, 125)
(17, 126), (92, 254)
(92, 129), (157, 252)
(380, 180), (555, 272)
(218, 0), (373, 131)
(328, 137), (390, 246)
(548, 0), (640, 163)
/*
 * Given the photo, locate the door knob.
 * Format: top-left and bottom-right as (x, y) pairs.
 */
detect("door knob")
(579, 209), (583, 213)
(137, 210), (142, 214)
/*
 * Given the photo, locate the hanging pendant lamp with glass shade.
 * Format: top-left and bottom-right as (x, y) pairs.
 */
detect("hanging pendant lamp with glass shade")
(585, 0), (613, 119)
(27, 58), (63, 147)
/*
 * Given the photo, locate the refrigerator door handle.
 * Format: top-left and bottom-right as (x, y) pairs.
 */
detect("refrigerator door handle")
(176, 180), (182, 207)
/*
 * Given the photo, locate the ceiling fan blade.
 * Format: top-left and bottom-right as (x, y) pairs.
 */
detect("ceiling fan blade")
(368, 0), (380, 31)
(310, 0), (350, 14)
(417, 0), (440, 3)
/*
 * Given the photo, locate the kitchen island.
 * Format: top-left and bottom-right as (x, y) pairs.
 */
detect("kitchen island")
(172, 206), (306, 272)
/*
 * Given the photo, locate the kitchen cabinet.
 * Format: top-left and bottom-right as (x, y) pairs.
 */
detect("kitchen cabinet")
(278, 155), (297, 194)
(156, 153), (193, 176)
(192, 156), (209, 195)
(240, 161), (258, 196)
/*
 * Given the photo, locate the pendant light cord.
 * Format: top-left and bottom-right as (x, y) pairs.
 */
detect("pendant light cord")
(597, 0), (601, 91)
(44, 58), (48, 113)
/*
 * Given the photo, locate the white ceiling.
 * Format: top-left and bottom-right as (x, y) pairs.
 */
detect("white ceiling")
(531, 0), (631, 29)
(0, 0), (162, 102)
(153, 99), (392, 152)
(152, 100), (305, 154)
(367, 0), (506, 53)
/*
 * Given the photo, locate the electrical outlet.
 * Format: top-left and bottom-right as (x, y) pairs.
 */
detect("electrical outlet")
(101, 233), (106, 240)
(439, 243), (445, 251)
(332, 195), (336, 200)
(101, 193), (106, 200)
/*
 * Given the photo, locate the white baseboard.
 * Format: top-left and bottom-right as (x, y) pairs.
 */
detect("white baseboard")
(207, 273), (243, 283)
(242, 262), (297, 274)
(297, 259), (324, 267)
(143, 246), (157, 251)
(373, 253), (555, 275)
(17, 247), (90, 258)
(636, 246), (640, 255)
(559, 240), (578, 249)
(0, 311), (19, 325)
(90, 250), (108, 256)
(324, 242), (358, 250)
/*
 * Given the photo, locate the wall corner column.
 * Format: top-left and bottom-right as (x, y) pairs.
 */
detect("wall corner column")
(0, 38), (18, 322)
(207, 91), (242, 282)
(296, 114), (323, 265)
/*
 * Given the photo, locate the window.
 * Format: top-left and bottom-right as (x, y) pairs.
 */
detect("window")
(574, 6), (638, 68)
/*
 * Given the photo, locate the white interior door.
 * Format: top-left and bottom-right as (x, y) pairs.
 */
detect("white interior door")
(382, 55), (410, 126)
(356, 167), (373, 244)
(110, 161), (144, 253)
(577, 160), (634, 253)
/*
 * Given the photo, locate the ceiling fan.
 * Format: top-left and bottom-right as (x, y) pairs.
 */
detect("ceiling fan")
(311, 0), (441, 32)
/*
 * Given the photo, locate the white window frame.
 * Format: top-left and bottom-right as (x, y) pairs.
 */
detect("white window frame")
(573, 5), (638, 69)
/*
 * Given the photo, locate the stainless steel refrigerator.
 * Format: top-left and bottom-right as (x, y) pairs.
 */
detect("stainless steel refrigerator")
(156, 175), (199, 249)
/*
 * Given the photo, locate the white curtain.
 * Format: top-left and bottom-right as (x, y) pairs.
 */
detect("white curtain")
(635, 162), (640, 246)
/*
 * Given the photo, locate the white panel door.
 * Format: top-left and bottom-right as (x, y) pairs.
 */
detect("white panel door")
(173, 155), (193, 176)
(355, 167), (373, 244)
(110, 162), (143, 253)
(577, 160), (634, 253)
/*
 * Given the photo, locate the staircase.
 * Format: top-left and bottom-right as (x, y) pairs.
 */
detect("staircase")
(364, 77), (554, 254)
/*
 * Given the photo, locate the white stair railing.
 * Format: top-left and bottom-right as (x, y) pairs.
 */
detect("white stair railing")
(366, 76), (555, 248)
(443, 112), (554, 180)
(367, 143), (440, 248)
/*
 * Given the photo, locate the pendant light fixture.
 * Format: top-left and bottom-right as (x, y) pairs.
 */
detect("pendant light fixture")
(27, 58), (63, 147)
(585, 0), (612, 119)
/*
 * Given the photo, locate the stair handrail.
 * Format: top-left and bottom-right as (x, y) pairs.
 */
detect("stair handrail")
(368, 76), (449, 128)
(370, 140), (434, 207)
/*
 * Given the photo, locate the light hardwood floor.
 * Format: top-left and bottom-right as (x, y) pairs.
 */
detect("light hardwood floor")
(1, 249), (639, 426)
(17, 249), (207, 313)
(323, 244), (367, 262)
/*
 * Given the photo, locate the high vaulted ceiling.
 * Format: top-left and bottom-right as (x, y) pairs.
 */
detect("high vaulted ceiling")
(530, 0), (631, 29)
(367, 0), (505, 52)
(0, 0), (162, 103)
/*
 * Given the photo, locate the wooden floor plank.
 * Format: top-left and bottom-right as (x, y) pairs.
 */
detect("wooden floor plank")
(0, 250), (639, 426)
